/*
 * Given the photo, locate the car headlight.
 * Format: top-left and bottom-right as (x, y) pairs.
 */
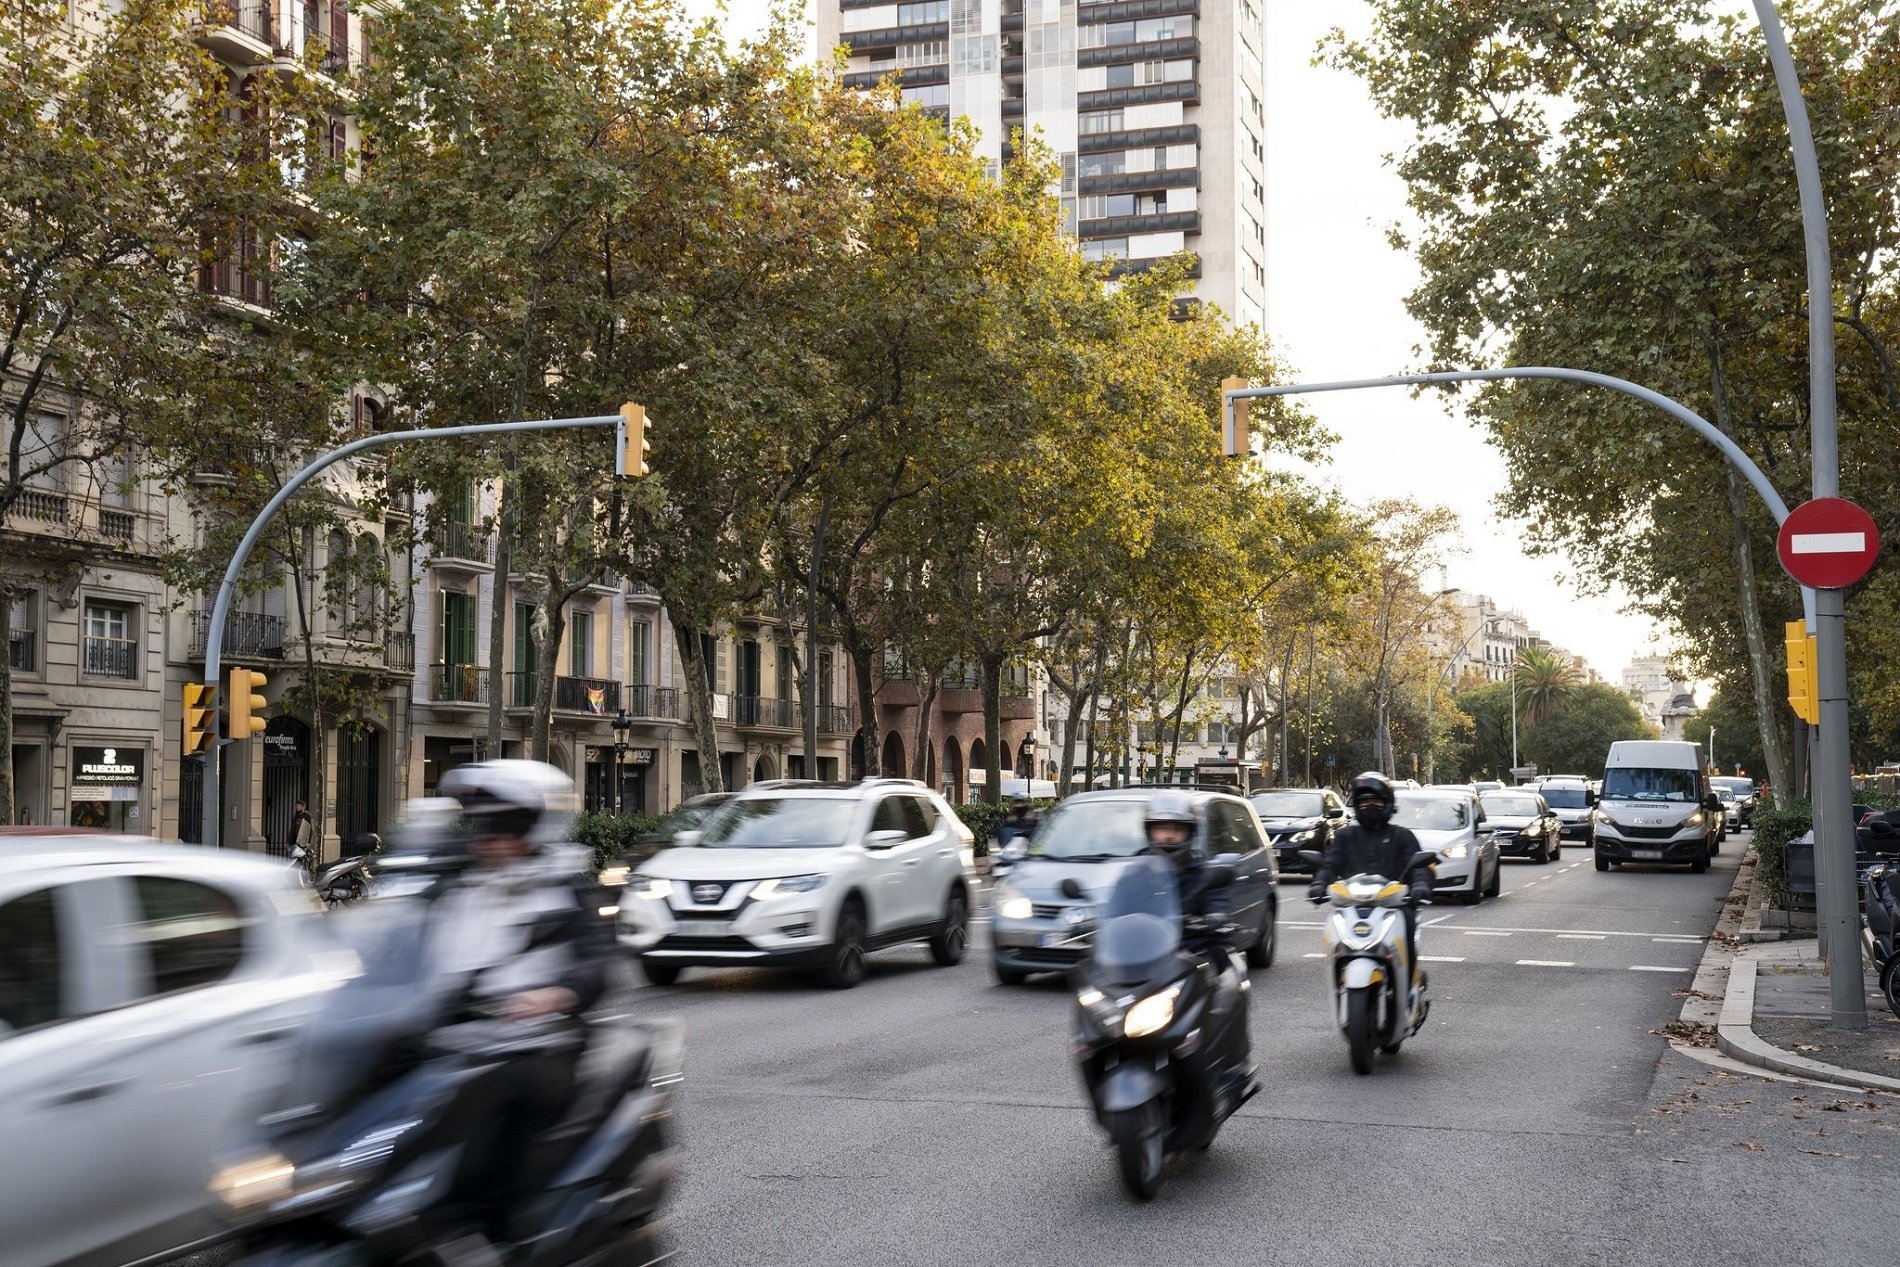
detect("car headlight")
(993, 884), (1032, 921)
(1594, 809), (1612, 823)
(1290, 827), (1318, 844)
(210, 1153), (296, 1210)
(752, 874), (826, 900)
(636, 877), (671, 899)
(1684, 812), (1705, 828)
(1123, 984), (1181, 1038)
(1441, 843), (1469, 860)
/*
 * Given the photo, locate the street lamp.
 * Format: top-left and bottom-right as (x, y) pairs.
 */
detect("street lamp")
(611, 708), (633, 816)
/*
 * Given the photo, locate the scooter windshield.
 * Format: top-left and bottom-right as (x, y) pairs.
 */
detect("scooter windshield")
(1090, 856), (1182, 985)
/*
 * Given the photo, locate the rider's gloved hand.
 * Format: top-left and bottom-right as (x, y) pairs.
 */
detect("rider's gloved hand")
(1409, 882), (1434, 906)
(1306, 881), (1327, 903)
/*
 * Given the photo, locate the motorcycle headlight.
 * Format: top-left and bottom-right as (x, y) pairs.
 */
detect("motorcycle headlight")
(210, 1153), (296, 1210)
(993, 884), (1032, 921)
(751, 874), (826, 900)
(1123, 984), (1181, 1039)
(1441, 843), (1469, 860)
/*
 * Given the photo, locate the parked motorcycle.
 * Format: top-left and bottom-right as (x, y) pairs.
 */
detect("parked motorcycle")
(1071, 856), (1255, 1200)
(1861, 859), (1900, 1017)
(1304, 849), (1434, 1075)
(213, 900), (679, 1266)
(288, 845), (374, 908)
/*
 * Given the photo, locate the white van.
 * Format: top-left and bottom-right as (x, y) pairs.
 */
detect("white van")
(1593, 740), (1720, 873)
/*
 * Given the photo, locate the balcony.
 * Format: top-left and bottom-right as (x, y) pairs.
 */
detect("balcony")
(845, 64), (948, 90)
(433, 521), (492, 566)
(508, 673), (624, 715)
(1000, 693), (1035, 721)
(9, 629), (36, 673)
(97, 508), (136, 540)
(1078, 36), (1199, 68)
(816, 704), (852, 736)
(195, 0), (275, 63)
(385, 632), (415, 674)
(430, 662), (488, 705)
(199, 253), (271, 311)
(624, 684), (682, 720)
(735, 696), (798, 729)
(939, 687), (982, 714)
(82, 637), (139, 679)
(1078, 166), (1201, 196)
(1078, 208), (1202, 239)
(1078, 121), (1198, 154)
(841, 21), (949, 50)
(1078, 80), (1199, 112)
(189, 610), (286, 660)
(7, 488), (70, 529)
(1079, 0), (1199, 21)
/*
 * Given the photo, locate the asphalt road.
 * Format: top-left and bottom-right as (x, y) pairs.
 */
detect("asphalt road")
(623, 831), (1894, 1267)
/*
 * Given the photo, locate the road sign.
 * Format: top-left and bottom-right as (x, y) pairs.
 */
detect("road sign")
(1511, 765), (1538, 779)
(1776, 497), (1879, 589)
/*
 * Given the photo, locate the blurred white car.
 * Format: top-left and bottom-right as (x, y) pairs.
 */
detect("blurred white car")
(0, 834), (356, 1267)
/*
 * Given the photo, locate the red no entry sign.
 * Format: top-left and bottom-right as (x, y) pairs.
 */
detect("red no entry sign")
(1777, 497), (1880, 589)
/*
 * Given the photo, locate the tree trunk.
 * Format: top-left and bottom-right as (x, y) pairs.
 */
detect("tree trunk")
(288, 528), (326, 857)
(851, 642), (881, 779)
(803, 497), (829, 771)
(486, 476), (513, 755)
(912, 675), (939, 794)
(1278, 637), (1296, 782)
(0, 593), (14, 825)
(979, 652), (1003, 804)
(673, 622), (724, 794)
(530, 600), (564, 762)
(1058, 681), (1085, 800)
(1082, 660), (1102, 796)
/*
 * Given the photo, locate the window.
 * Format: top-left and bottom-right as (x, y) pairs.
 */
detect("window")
(900, 83), (949, 107)
(629, 620), (650, 685)
(8, 592), (37, 674)
(132, 877), (247, 996)
(1079, 151), (1126, 177)
(569, 608), (593, 677)
(871, 796), (909, 836)
(776, 643), (794, 701)
(0, 889), (68, 1034)
(818, 649), (835, 707)
(1079, 109), (1123, 135)
(900, 796), (936, 838)
(1081, 238), (1129, 261)
(1079, 193), (1135, 219)
(439, 588), (475, 666)
(21, 411), (64, 489)
(896, 0), (947, 23)
(82, 600), (137, 678)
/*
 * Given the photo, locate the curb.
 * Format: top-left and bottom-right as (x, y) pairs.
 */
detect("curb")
(1715, 944), (1900, 1094)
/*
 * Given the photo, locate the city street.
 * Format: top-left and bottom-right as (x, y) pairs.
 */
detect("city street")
(624, 841), (1894, 1266)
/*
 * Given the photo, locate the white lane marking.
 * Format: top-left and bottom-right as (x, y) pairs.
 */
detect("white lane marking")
(1791, 531), (1867, 554)
(1651, 936), (1702, 944)
(1630, 964), (1693, 973)
(1516, 959), (1575, 967)
(1556, 933), (1607, 940)
(1422, 913), (1457, 927)
(1439, 924), (1706, 940)
(1420, 955), (1466, 963)
(1303, 952), (1325, 958)
(1464, 930), (1512, 937)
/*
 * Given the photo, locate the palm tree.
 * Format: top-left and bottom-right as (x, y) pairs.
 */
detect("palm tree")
(1516, 645), (1583, 729)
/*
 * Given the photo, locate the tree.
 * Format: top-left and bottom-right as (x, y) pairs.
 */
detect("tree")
(1515, 645), (1582, 729)
(1350, 499), (1461, 776)
(1679, 689), (1769, 780)
(1520, 683), (1657, 777)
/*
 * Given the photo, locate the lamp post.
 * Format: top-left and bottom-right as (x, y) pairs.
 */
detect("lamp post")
(611, 708), (633, 816)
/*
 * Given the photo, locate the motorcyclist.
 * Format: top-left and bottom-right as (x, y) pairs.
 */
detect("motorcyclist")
(995, 795), (1040, 852)
(431, 760), (615, 1230)
(1308, 770), (1434, 984)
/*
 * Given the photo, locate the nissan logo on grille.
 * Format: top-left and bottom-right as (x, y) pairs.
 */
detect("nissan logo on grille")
(691, 883), (724, 905)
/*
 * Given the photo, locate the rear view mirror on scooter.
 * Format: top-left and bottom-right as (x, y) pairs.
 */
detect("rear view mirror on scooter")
(1060, 877), (1087, 900)
(1296, 849), (1324, 868)
(1202, 863), (1237, 889)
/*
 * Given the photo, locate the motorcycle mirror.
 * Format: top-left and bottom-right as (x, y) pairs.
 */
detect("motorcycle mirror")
(1407, 850), (1436, 869)
(1203, 863), (1237, 889)
(1059, 877), (1086, 900)
(1296, 849), (1324, 867)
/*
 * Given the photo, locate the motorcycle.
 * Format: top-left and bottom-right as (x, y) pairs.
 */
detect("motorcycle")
(288, 845), (375, 908)
(213, 898), (680, 1266)
(1071, 856), (1255, 1200)
(1303, 849), (1434, 1075)
(1861, 859), (1900, 1017)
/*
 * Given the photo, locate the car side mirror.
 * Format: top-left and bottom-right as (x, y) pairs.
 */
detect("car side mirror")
(1059, 877), (1086, 900)
(1202, 862), (1237, 889)
(864, 829), (907, 850)
(1328, 808), (1347, 821)
(1586, 791), (1597, 806)
(1703, 795), (1722, 812)
(674, 830), (701, 847)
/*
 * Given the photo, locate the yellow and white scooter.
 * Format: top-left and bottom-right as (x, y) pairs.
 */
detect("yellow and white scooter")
(1305, 854), (1435, 1075)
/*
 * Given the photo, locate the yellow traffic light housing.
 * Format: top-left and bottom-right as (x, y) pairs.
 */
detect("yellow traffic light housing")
(616, 401), (651, 479)
(182, 682), (217, 756)
(1221, 377), (1251, 458)
(228, 666), (269, 739)
(1784, 620), (1819, 725)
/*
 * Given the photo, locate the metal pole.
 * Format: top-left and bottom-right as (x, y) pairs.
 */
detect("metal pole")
(1510, 657), (1519, 775)
(1750, 0), (1862, 1028)
(200, 414), (622, 848)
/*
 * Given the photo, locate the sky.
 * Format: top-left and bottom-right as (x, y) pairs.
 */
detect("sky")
(678, 0), (1679, 684)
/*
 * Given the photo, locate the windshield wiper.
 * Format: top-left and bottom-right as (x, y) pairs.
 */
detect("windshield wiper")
(1036, 852), (1120, 863)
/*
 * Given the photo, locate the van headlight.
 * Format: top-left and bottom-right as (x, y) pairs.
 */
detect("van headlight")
(1683, 811), (1705, 828)
(1124, 984), (1182, 1038)
(993, 883), (1032, 921)
(210, 1153), (296, 1210)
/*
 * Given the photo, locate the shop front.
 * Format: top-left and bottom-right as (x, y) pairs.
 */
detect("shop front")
(70, 744), (147, 832)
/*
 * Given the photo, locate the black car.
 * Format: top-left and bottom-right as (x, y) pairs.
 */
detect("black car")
(1479, 789), (1564, 863)
(1249, 787), (1348, 876)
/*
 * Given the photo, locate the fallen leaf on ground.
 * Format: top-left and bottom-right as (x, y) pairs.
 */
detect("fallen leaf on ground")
(1794, 1043), (1824, 1053)
(1737, 1141), (1767, 1151)
(1796, 1148), (1858, 1159)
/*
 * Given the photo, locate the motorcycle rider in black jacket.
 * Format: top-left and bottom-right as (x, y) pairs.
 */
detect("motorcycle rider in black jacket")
(1309, 771), (1436, 984)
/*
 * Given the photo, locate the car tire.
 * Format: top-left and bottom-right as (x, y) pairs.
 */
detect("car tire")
(640, 960), (683, 987)
(992, 957), (1028, 987)
(1594, 852), (1610, 873)
(1245, 910), (1276, 969)
(823, 899), (869, 989)
(929, 888), (969, 966)
(1484, 860), (1501, 898)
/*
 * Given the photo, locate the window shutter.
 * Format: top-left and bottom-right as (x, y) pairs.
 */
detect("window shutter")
(329, 0), (348, 67)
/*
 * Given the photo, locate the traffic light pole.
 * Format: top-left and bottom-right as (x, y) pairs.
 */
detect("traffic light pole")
(199, 413), (623, 851)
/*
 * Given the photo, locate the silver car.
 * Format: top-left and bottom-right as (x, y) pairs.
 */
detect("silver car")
(1392, 791), (1502, 905)
(0, 836), (355, 1267)
(988, 789), (1279, 985)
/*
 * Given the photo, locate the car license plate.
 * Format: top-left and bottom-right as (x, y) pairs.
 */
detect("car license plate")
(675, 919), (731, 937)
(1633, 849), (1664, 861)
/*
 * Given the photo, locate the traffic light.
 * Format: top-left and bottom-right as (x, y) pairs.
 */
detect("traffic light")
(228, 666), (269, 740)
(182, 682), (217, 756)
(1221, 377), (1250, 458)
(1784, 620), (1819, 725)
(616, 401), (651, 479)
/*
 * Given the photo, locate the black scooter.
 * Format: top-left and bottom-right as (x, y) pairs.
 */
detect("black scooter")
(1070, 856), (1255, 1200)
(1862, 857), (1900, 1017)
(215, 904), (679, 1266)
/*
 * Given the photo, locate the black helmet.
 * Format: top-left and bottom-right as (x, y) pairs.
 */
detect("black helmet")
(1349, 771), (1396, 829)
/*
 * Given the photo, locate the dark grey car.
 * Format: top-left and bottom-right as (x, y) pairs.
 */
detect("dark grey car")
(987, 787), (1279, 985)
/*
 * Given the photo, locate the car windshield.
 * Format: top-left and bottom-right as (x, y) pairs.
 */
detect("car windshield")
(1602, 768), (1698, 802)
(697, 797), (857, 849)
(1030, 799), (1162, 860)
(656, 799), (721, 835)
(1251, 792), (1323, 818)
(1713, 779), (1753, 797)
(1482, 795), (1541, 817)
(1540, 786), (1589, 809)
(1391, 795), (1470, 831)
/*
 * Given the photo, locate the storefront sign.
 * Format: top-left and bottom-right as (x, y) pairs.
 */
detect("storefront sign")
(72, 746), (144, 802)
(627, 747), (657, 766)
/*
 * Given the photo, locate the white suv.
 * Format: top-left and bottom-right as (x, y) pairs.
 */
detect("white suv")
(619, 780), (974, 988)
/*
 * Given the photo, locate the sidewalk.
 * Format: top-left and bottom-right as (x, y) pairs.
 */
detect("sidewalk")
(1692, 846), (1900, 1093)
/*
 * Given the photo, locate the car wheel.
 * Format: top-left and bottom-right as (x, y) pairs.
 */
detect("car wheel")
(823, 899), (869, 989)
(1484, 860), (1501, 898)
(1245, 909), (1276, 969)
(929, 888), (969, 966)
(1594, 852), (1610, 873)
(992, 958), (1029, 987)
(640, 960), (683, 987)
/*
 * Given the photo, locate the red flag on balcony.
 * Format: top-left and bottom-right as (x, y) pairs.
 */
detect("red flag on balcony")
(587, 686), (606, 714)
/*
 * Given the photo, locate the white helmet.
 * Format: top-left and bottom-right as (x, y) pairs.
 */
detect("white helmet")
(437, 760), (577, 850)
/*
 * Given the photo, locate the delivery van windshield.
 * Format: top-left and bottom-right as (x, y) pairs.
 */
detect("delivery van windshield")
(1602, 768), (1698, 802)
